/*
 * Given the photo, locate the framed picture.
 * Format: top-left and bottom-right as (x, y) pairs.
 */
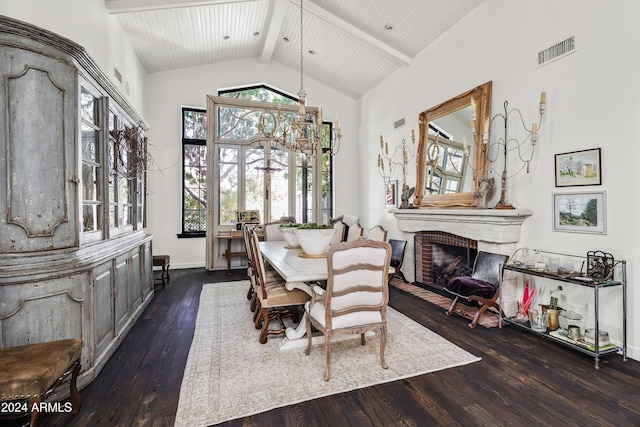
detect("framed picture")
(385, 180), (398, 208)
(553, 191), (606, 234)
(236, 210), (260, 224)
(555, 148), (601, 187)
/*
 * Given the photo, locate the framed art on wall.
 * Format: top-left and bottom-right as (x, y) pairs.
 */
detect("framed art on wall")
(552, 191), (606, 234)
(555, 148), (601, 187)
(385, 180), (398, 208)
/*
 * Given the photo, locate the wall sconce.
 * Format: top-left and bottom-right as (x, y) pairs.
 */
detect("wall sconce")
(377, 129), (416, 208)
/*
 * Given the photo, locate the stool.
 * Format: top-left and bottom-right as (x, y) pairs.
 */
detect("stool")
(0, 338), (82, 427)
(153, 255), (171, 288)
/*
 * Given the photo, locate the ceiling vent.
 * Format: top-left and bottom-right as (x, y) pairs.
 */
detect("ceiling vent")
(394, 117), (405, 129)
(537, 36), (577, 67)
(113, 66), (123, 83)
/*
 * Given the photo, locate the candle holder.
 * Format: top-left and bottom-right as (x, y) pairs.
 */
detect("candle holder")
(377, 131), (416, 208)
(487, 92), (547, 209)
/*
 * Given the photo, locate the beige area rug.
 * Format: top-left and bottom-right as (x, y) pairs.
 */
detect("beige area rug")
(174, 281), (481, 427)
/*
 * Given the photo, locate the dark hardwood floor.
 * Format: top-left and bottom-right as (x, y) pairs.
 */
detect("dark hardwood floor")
(44, 268), (640, 427)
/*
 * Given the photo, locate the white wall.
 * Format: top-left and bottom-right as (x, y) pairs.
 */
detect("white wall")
(360, 0), (640, 360)
(0, 0), (147, 113)
(144, 58), (358, 269)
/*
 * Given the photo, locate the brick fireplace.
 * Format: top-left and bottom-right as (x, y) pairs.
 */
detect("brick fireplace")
(393, 207), (532, 317)
(415, 231), (478, 294)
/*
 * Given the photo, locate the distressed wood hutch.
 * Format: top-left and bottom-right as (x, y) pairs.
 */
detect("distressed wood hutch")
(0, 16), (152, 388)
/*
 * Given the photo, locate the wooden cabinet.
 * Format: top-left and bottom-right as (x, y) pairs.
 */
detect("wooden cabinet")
(0, 16), (153, 388)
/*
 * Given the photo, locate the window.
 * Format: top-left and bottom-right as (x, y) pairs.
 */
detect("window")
(180, 107), (208, 237)
(183, 84), (335, 236)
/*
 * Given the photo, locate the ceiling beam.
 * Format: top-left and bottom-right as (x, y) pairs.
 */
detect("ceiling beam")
(297, 0), (411, 66)
(105, 0), (255, 14)
(260, 0), (288, 62)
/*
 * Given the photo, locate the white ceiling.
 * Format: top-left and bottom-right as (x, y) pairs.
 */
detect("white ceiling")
(106, 0), (484, 99)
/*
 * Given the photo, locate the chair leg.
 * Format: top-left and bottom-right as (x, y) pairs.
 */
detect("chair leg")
(29, 396), (41, 427)
(324, 331), (332, 381)
(445, 296), (460, 316)
(304, 314), (312, 356)
(380, 323), (389, 369)
(259, 307), (270, 343)
(69, 359), (82, 415)
(468, 303), (489, 328)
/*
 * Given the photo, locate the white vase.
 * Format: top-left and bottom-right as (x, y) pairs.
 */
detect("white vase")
(280, 227), (300, 248)
(293, 228), (336, 256)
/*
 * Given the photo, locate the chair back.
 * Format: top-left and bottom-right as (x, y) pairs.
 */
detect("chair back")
(331, 221), (347, 245)
(263, 221), (285, 241)
(471, 251), (509, 290)
(324, 238), (392, 330)
(388, 239), (407, 269)
(247, 228), (269, 299)
(345, 223), (363, 242)
(367, 225), (387, 242)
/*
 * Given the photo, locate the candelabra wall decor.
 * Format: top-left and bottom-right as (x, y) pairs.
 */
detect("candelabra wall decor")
(377, 129), (416, 208)
(486, 91), (547, 209)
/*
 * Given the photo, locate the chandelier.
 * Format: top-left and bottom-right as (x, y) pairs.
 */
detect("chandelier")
(255, 0), (342, 156)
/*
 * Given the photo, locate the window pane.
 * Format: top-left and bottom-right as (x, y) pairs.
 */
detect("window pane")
(219, 147), (238, 225)
(269, 149), (289, 222)
(296, 153), (312, 223)
(183, 109), (207, 140)
(245, 148), (264, 218)
(184, 144), (207, 232)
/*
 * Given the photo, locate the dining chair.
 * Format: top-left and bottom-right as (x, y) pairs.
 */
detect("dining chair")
(443, 251), (509, 328)
(367, 225), (387, 242)
(263, 221), (286, 241)
(331, 220), (347, 245)
(247, 228), (311, 344)
(304, 237), (392, 380)
(345, 223), (363, 242)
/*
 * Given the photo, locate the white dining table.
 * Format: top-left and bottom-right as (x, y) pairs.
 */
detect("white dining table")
(258, 240), (375, 350)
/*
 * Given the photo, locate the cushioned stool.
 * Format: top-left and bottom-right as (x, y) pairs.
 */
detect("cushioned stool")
(0, 338), (82, 427)
(153, 255), (171, 288)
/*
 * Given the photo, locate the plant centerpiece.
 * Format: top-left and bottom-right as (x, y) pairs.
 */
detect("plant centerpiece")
(292, 223), (336, 258)
(279, 223), (302, 248)
(541, 285), (563, 331)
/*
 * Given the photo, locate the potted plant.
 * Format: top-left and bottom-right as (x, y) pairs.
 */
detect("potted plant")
(279, 223), (301, 248)
(292, 224), (336, 257)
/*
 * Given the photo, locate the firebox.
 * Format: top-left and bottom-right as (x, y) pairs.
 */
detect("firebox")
(414, 231), (478, 295)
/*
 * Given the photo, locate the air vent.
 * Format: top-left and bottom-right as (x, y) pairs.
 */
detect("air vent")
(538, 36), (576, 67)
(113, 66), (123, 83)
(394, 117), (405, 129)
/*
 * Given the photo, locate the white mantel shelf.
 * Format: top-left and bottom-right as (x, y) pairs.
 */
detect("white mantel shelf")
(391, 208), (533, 245)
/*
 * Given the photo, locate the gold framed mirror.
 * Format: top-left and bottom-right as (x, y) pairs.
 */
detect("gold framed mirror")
(414, 81), (492, 207)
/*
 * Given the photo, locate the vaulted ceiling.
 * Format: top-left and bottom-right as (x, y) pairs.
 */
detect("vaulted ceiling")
(106, 0), (484, 99)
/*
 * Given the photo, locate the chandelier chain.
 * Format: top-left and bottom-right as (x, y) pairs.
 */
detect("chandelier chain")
(299, 0), (304, 97)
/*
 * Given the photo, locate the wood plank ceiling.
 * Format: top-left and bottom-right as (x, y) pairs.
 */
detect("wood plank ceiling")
(106, 0), (484, 99)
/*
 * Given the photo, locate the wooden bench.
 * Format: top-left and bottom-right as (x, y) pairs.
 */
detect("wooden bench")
(153, 255), (171, 288)
(0, 338), (82, 427)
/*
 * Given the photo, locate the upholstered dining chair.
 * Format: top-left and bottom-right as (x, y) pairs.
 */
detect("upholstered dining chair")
(263, 221), (286, 241)
(345, 223), (364, 242)
(242, 224), (281, 312)
(331, 220), (347, 245)
(443, 251), (509, 328)
(304, 237), (392, 381)
(247, 228), (311, 343)
(367, 225), (387, 242)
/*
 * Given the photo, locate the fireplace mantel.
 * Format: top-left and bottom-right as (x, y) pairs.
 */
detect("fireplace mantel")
(392, 208), (533, 245)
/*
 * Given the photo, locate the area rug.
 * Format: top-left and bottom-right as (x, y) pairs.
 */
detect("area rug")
(390, 279), (500, 328)
(174, 281), (481, 427)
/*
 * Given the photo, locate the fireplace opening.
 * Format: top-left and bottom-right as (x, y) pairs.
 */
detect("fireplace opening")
(414, 231), (478, 297)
